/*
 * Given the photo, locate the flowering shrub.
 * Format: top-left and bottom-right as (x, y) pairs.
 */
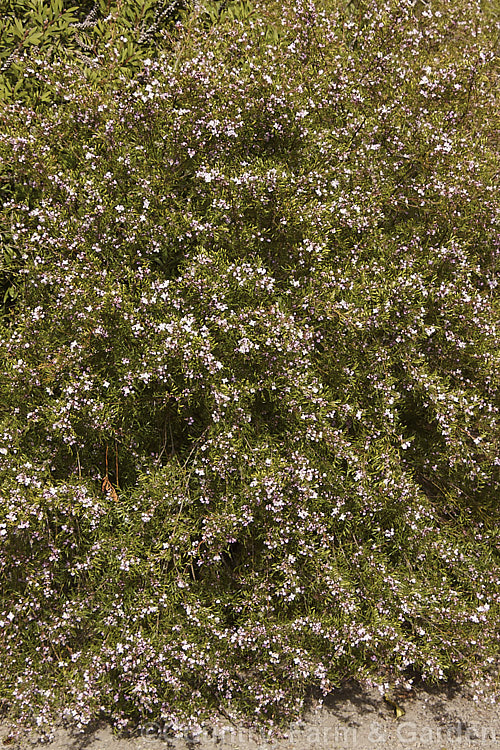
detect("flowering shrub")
(0, 0), (499, 735)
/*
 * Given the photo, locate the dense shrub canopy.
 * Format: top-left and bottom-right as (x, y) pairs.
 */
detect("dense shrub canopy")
(0, 0), (189, 106)
(0, 0), (499, 735)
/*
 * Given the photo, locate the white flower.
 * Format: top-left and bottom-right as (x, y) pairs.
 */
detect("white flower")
(237, 338), (251, 353)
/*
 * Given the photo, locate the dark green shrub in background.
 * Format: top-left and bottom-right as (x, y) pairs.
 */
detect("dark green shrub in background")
(0, 0), (498, 737)
(0, 0), (198, 109)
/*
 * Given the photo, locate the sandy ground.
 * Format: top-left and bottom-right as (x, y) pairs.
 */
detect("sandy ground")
(1, 680), (499, 750)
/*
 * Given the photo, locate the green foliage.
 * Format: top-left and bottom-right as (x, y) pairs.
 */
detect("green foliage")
(0, 0), (79, 105)
(0, 0), (499, 736)
(0, 0), (190, 107)
(0, 0), (191, 316)
(0, 240), (19, 311)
